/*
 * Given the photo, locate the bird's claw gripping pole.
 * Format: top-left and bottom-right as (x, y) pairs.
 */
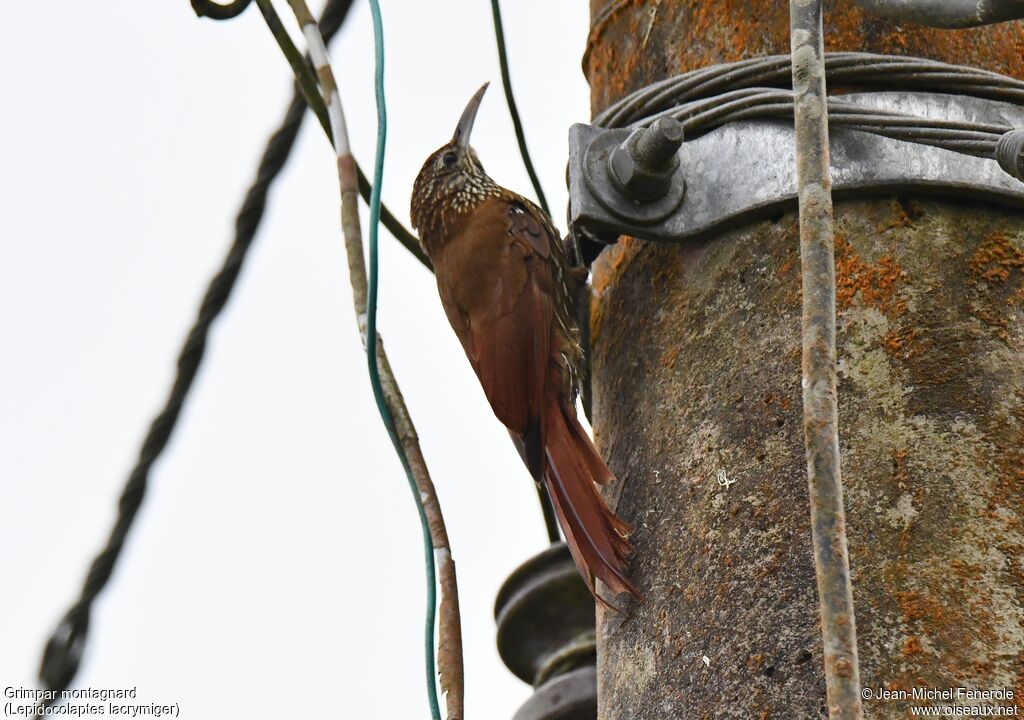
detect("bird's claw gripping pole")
(789, 2), (864, 718)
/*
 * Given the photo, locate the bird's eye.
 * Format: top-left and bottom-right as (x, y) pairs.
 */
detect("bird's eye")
(442, 151), (457, 167)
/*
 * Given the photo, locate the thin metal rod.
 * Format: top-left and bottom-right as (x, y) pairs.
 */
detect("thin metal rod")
(283, 1), (463, 716)
(478, 0), (563, 542)
(253, 0), (432, 270)
(489, 0), (550, 215)
(789, 2), (864, 718)
(850, 0), (1024, 28)
(536, 483), (561, 543)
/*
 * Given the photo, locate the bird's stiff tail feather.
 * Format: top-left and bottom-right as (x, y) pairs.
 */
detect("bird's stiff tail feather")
(543, 400), (640, 604)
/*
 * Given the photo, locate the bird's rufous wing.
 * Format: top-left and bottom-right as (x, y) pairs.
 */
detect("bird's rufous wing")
(433, 196), (557, 475)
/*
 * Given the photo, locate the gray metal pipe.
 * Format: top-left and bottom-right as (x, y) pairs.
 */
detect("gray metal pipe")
(850, 0), (1024, 28)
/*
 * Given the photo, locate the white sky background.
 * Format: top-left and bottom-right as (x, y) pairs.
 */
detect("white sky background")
(0, 1), (590, 716)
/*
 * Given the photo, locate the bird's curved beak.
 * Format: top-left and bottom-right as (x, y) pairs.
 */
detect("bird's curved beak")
(452, 82), (489, 149)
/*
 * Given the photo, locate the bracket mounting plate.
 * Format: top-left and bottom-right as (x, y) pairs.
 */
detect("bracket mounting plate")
(569, 92), (1024, 244)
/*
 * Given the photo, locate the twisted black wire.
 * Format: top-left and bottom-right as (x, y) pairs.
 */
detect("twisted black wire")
(34, 0), (355, 707)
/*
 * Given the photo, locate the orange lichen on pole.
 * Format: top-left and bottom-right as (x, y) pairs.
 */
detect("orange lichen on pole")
(585, 0), (1024, 114)
(968, 231), (1024, 342)
(834, 235), (908, 317)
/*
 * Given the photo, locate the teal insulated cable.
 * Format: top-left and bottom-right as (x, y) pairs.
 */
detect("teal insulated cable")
(363, 1), (442, 719)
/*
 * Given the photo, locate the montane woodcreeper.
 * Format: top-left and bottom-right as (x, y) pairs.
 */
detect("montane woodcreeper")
(410, 84), (639, 604)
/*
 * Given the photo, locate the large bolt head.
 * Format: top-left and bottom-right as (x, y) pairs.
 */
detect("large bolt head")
(609, 128), (681, 203)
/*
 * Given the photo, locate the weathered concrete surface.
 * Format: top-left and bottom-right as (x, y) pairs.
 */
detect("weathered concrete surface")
(589, 199), (1024, 718)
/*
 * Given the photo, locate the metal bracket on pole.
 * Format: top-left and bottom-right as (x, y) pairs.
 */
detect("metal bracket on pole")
(569, 92), (1024, 246)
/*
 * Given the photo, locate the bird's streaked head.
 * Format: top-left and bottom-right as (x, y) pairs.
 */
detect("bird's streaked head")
(411, 83), (501, 245)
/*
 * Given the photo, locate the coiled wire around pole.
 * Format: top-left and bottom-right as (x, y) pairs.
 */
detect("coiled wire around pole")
(593, 52), (1024, 169)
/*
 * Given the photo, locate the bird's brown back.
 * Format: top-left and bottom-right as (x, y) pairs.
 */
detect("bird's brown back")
(428, 193), (580, 447)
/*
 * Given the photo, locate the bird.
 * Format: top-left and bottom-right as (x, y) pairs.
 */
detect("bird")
(410, 83), (639, 604)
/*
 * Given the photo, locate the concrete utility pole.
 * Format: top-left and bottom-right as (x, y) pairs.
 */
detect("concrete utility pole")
(583, 2), (1024, 717)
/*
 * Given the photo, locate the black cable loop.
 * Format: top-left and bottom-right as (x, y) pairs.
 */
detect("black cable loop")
(597, 52), (1024, 128)
(190, 0), (252, 20)
(33, 1), (355, 712)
